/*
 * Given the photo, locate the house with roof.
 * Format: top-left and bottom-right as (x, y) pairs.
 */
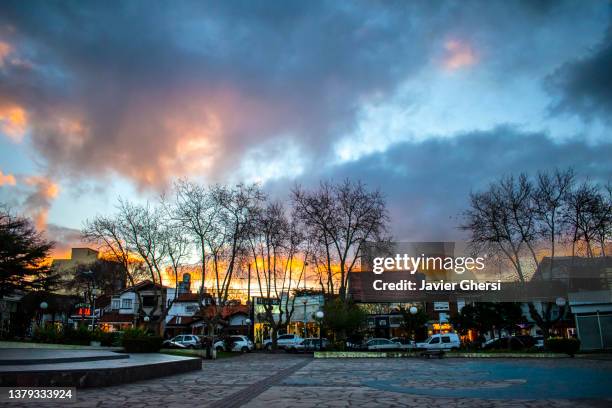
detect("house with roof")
(99, 280), (167, 332)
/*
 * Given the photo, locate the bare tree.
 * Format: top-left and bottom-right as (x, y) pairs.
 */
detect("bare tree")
(115, 200), (169, 334)
(462, 169), (611, 337)
(247, 202), (307, 348)
(82, 214), (148, 325)
(293, 180), (389, 300)
(173, 180), (220, 302)
(565, 181), (611, 257)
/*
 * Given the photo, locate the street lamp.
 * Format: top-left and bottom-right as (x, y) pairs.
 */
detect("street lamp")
(245, 318), (252, 341)
(91, 287), (100, 331)
(39, 301), (48, 327)
(555, 297), (566, 307)
(302, 298), (308, 338)
(409, 306), (418, 342)
(143, 315), (150, 322)
(315, 310), (324, 350)
(81, 270), (98, 331)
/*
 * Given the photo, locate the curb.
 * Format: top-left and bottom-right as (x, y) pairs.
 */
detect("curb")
(314, 351), (571, 359)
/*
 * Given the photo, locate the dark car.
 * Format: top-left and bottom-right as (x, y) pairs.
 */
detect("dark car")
(482, 336), (533, 350)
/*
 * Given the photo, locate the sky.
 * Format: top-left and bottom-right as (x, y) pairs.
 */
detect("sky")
(0, 1), (611, 256)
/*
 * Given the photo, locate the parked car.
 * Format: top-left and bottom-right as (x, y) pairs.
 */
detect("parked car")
(481, 336), (533, 351)
(214, 335), (254, 352)
(390, 337), (415, 350)
(415, 333), (461, 351)
(292, 338), (329, 352)
(364, 338), (400, 350)
(263, 334), (303, 350)
(163, 334), (202, 349)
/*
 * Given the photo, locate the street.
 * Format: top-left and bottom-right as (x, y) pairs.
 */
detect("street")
(18, 353), (612, 407)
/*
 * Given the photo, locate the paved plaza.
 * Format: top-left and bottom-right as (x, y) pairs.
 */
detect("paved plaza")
(10, 353), (612, 407)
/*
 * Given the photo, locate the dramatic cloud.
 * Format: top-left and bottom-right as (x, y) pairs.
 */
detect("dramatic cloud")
(45, 224), (86, 258)
(269, 127), (612, 241)
(21, 175), (59, 230)
(547, 26), (612, 122)
(0, 1), (607, 190)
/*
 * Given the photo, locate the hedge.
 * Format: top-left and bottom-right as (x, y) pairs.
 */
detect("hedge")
(122, 336), (163, 353)
(545, 337), (580, 356)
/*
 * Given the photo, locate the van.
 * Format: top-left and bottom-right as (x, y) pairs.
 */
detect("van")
(415, 333), (460, 351)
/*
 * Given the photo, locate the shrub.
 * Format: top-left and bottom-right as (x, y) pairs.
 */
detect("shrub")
(545, 337), (580, 356)
(33, 326), (63, 343)
(121, 327), (163, 353)
(92, 329), (116, 347)
(63, 325), (93, 345)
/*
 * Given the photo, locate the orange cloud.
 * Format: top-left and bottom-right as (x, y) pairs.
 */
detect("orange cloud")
(0, 41), (11, 67)
(443, 39), (477, 70)
(0, 170), (16, 186)
(23, 175), (60, 230)
(0, 104), (28, 142)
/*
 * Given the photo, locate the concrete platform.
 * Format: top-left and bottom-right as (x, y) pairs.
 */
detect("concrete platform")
(0, 349), (129, 365)
(0, 349), (201, 388)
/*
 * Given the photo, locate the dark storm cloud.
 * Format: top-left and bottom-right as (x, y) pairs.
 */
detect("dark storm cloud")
(0, 1), (607, 190)
(547, 26), (612, 122)
(272, 127), (612, 241)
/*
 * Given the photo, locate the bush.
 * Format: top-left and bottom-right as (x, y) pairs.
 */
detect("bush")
(123, 337), (163, 353)
(64, 325), (93, 345)
(33, 326), (63, 343)
(545, 337), (580, 356)
(92, 329), (117, 347)
(121, 327), (163, 353)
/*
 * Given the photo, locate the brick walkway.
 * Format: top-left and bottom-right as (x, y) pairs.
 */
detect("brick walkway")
(9, 353), (612, 407)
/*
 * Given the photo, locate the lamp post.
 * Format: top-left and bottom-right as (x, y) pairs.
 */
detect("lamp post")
(315, 310), (324, 350)
(302, 298), (308, 338)
(81, 270), (98, 331)
(555, 297), (567, 337)
(245, 318), (252, 340)
(409, 306), (418, 343)
(91, 287), (100, 331)
(39, 301), (48, 328)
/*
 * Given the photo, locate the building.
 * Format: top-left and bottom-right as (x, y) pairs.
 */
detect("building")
(51, 248), (100, 295)
(99, 280), (167, 332)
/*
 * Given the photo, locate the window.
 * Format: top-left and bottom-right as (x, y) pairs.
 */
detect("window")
(142, 296), (155, 307)
(442, 336), (451, 343)
(121, 299), (132, 309)
(429, 337), (440, 344)
(111, 299), (120, 310)
(279, 335), (292, 340)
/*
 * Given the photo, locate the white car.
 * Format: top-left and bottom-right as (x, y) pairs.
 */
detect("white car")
(365, 338), (400, 350)
(390, 337), (415, 350)
(292, 338), (329, 352)
(214, 335), (254, 352)
(415, 333), (460, 351)
(164, 334), (202, 349)
(263, 334), (303, 350)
